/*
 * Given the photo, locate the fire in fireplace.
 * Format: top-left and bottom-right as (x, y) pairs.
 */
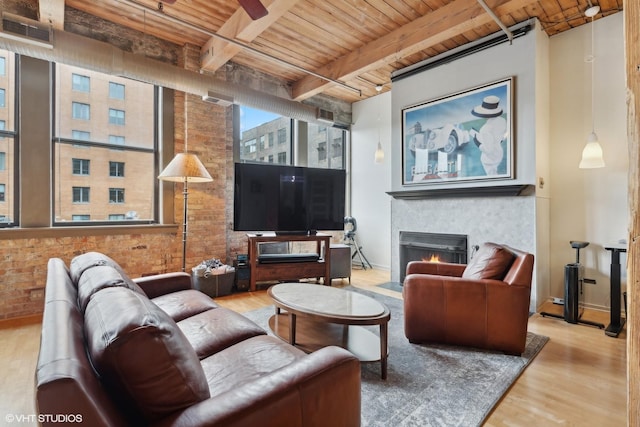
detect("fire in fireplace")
(399, 231), (468, 282)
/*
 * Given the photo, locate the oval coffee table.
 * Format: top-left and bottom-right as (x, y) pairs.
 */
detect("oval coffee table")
(267, 282), (391, 379)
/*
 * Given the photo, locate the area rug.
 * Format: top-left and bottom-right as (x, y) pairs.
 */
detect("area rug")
(242, 286), (548, 426)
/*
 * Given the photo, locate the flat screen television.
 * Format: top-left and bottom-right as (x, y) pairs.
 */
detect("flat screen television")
(234, 162), (346, 234)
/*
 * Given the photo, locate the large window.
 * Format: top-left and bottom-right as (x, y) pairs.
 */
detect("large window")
(237, 105), (347, 171)
(239, 106), (291, 164)
(0, 49), (15, 226)
(54, 63), (156, 224)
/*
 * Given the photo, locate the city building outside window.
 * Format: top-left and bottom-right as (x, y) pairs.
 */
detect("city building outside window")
(109, 135), (125, 145)
(72, 187), (90, 203)
(109, 188), (125, 203)
(109, 161), (125, 177)
(108, 108), (125, 125)
(72, 74), (90, 92)
(240, 106), (291, 164)
(277, 152), (286, 163)
(72, 130), (91, 141)
(72, 102), (90, 120)
(55, 63), (156, 224)
(109, 82), (125, 99)
(0, 49), (15, 226)
(306, 123), (346, 170)
(317, 141), (327, 162)
(72, 158), (90, 175)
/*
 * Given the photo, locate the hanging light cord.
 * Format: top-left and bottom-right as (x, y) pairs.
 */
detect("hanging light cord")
(590, 15), (595, 135)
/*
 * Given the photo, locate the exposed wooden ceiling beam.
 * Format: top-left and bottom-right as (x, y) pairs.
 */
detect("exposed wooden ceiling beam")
(200, 0), (301, 72)
(38, 0), (65, 30)
(291, 0), (539, 101)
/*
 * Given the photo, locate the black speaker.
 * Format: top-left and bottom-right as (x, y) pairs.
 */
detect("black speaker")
(234, 259), (250, 292)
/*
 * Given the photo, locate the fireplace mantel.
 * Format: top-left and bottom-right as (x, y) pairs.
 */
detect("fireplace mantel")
(386, 184), (534, 200)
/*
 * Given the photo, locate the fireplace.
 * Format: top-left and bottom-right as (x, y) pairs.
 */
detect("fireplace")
(399, 232), (468, 282)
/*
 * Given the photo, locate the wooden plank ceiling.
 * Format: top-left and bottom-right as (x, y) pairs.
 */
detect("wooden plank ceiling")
(39, 0), (623, 104)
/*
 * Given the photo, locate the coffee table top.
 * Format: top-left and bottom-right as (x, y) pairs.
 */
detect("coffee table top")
(268, 283), (389, 321)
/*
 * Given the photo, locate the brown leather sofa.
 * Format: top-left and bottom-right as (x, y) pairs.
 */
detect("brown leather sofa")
(35, 252), (361, 427)
(403, 242), (534, 355)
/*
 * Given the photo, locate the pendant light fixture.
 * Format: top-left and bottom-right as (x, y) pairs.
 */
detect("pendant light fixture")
(579, 4), (605, 169)
(374, 84), (385, 164)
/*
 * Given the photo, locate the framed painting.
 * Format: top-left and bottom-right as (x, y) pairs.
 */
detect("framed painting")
(402, 78), (513, 185)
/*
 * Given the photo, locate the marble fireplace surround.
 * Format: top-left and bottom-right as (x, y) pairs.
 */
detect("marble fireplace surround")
(391, 194), (538, 309)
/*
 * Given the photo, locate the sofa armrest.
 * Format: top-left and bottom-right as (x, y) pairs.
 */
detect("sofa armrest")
(133, 272), (193, 299)
(405, 260), (466, 277)
(152, 346), (361, 427)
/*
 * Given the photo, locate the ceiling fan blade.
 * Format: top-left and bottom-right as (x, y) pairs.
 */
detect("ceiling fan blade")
(238, 0), (269, 20)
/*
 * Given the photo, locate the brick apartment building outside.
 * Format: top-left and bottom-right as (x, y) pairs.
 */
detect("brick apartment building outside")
(0, 50), (16, 223)
(240, 118), (345, 169)
(54, 63), (156, 223)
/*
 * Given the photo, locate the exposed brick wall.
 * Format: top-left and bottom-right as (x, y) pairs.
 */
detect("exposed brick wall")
(0, 2), (350, 321)
(0, 232), (178, 320)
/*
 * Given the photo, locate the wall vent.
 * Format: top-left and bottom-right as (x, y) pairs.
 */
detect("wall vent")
(1, 13), (52, 48)
(316, 108), (334, 125)
(202, 90), (233, 107)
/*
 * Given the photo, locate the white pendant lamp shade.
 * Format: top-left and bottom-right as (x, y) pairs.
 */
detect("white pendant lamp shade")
(158, 153), (213, 182)
(579, 132), (605, 169)
(579, 7), (605, 169)
(375, 141), (384, 163)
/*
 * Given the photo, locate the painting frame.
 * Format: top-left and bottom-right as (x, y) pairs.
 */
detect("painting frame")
(402, 77), (514, 186)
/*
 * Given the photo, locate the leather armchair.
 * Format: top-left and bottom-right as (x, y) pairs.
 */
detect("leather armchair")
(403, 243), (534, 355)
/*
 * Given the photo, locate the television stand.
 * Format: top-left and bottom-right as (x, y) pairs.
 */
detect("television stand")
(247, 233), (331, 291)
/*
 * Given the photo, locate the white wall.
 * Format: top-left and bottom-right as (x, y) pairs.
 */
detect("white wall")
(350, 91), (392, 270)
(350, 13), (627, 312)
(549, 12), (627, 310)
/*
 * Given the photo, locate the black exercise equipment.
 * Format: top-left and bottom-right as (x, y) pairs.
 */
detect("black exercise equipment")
(343, 216), (372, 270)
(540, 241), (604, 329)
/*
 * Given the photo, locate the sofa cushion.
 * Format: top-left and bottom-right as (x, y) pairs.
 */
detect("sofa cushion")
(70, 252), (138, 284)
(151, 289), (219, 322)
(178, 307), (267, 359)
(77, 265), (146, 313)
(200, 335), (306, 398)
(84, 287), (210, 422)
(462, 242), (515, 280)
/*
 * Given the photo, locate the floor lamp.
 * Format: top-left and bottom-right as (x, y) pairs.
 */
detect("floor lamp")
(158, 152), (213, 271)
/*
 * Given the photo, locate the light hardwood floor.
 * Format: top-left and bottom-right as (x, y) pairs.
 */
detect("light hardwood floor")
(1, 268), (626, 426)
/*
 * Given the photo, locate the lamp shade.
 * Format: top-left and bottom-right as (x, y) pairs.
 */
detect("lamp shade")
(579, 132), (605, 169)
(374, 142), (384, 163)
(158, 153), (213, 182)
